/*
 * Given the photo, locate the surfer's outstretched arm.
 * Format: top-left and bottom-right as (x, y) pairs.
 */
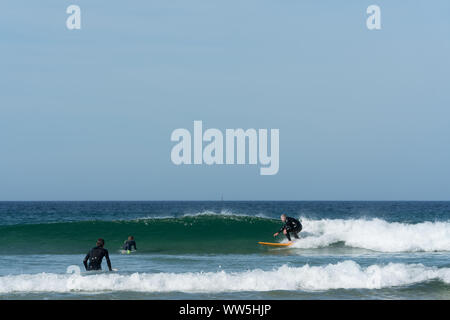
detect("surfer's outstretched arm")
(104, 249), (112, 271)
(83, 252), (89, 270)
(274, 224), (286, 237)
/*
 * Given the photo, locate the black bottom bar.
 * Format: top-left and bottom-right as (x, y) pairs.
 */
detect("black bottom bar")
(0, 300), (447, 319)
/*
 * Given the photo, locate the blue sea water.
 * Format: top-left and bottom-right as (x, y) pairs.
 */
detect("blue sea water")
(0, 201), (449, 299)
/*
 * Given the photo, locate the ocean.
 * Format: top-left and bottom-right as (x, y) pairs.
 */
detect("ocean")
(0, 201), (449, 299)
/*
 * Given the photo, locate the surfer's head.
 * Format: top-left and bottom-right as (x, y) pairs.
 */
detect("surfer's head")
(96, 238), (105, 247)
(128, 236), (134, 241)
(280, 214), (287, 222)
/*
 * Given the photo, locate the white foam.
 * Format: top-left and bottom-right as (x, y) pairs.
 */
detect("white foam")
(293, 218), (450, 252)
(0, 261), (448, 293)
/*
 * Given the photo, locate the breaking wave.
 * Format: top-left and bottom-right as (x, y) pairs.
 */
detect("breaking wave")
(0, 261), (448, 293)
(0, 214), (448, 254)
(294, 218), (450, 252)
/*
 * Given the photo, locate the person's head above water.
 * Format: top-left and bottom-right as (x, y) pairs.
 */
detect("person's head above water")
(280, 214), (287, 222)
(128, 236), (134, 241)
(96, 238), (105, 247)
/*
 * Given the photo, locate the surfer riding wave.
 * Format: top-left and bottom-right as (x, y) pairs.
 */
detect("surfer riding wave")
(274, 214), (302, 242)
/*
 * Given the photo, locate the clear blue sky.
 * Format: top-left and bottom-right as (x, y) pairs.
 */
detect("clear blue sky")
(1, 1), (449, 200)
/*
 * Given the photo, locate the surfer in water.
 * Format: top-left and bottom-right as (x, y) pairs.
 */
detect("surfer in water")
(122, 235), (137, 252)
(83, 238), (112, 271)
(273, 214), (302, 242)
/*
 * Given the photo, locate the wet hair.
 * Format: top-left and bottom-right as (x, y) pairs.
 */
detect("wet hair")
(128, 236), (134, 241)
(96, 238), (105, 247)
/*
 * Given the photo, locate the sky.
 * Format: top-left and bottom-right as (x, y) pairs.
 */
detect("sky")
(0, 1), (449, 200)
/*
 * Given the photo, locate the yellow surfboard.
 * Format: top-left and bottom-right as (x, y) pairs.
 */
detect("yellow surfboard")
(258, 241), (293, 247)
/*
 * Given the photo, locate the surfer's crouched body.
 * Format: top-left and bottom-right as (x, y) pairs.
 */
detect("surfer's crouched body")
(83, 238), (112, 271)
(273, 214), (302, 241)
(123, 236), (137, 251)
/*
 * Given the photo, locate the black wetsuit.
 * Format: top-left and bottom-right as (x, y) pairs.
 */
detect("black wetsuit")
(83, 246), (112, 271)
(278, 217), (302, 241)
(123, 240), (137, 251)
